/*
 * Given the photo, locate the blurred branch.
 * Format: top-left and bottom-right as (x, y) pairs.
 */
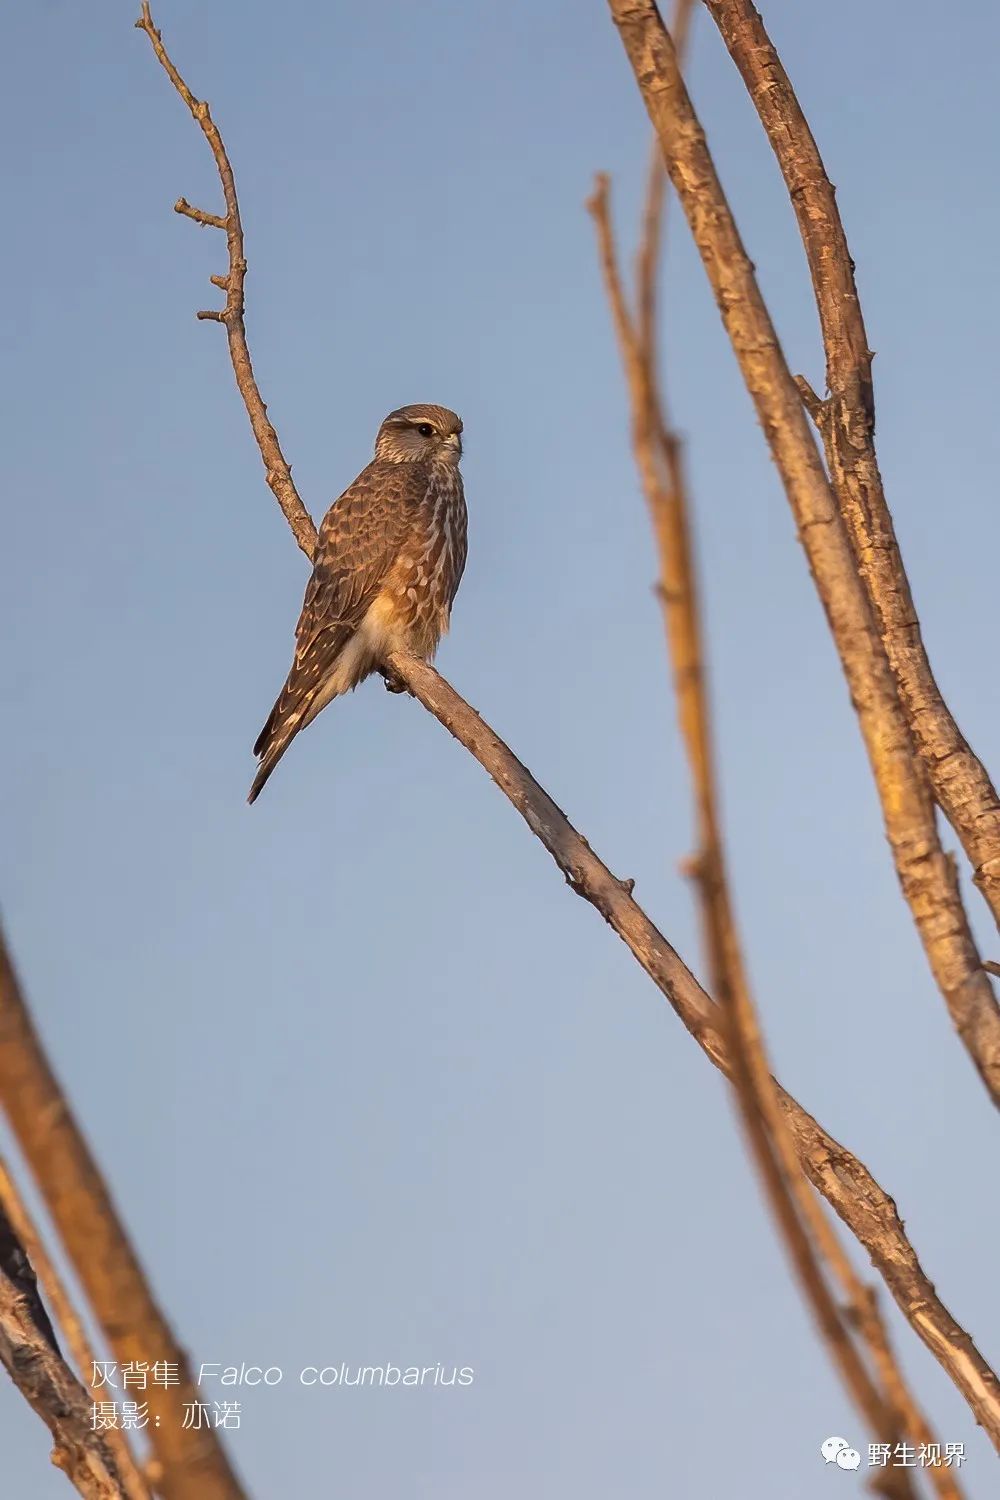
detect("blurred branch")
(0, 922), (247, 1500)
(703, 0), (1000, 932)
(0, 1160), (150, 1500)
(634, 0), (694, 384)
(589, 123), (959, 1493)
(137, 0), (1000, 1451)
(0, 1197), (128, 1498)
(604, 0), (1000, 1111)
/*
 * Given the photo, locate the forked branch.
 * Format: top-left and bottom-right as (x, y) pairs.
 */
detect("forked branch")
(604, 0), (1000, 1110)
(703, 0), (1000, 931)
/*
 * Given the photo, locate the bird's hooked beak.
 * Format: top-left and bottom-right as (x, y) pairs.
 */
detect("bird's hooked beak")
(443, 432), (463, 457)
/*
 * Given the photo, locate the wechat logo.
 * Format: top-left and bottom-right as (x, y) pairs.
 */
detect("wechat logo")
(821, 1436), (862, 1471)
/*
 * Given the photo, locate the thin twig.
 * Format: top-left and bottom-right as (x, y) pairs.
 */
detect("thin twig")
(604, 0), (1000, 1111)
(135, 1), (317, 561)
(137, 2), (1000, 1448)
(174, 196), (227, 230)
(0, 1200), (129, 1499)
(703, 0), (1000, 931)
(0, 1160), (151, 1500)
(793, 373), (826, 424)
(0, 923), (247, 1500)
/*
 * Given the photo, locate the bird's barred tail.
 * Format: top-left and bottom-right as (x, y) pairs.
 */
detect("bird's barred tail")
(248, 736), (290, 804)
(248, 694), (307, 804)
(249, 632), (350, 802)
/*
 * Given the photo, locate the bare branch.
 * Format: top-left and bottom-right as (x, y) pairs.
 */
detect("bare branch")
(794, 373), (826, 424)
(636, 140), (666, 372)
(591, 160), (950, 1494)
(135, 1), (318, 561)
(0, 1161), (150, 1500)
(634, 0), (694, 384)
(856, 1282), (966, 1500)
(0, 923), (247, 1500)
(174, 197), (226, 230)
(586, 174), (639, 368)
(0, 1200), (129, 1499)
(384, 651), (1000, 1446)
(703, 0), (1000, 931)
(137, 2), (1000, 1446)
(0, 1177), (60, 1358)
(604, 0), (1000, 1109)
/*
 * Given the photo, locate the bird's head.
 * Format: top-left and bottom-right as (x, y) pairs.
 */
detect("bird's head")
(374, 404), (464, 466)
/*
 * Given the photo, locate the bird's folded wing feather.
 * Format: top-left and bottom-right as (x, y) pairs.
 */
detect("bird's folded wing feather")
(258, 463), (424, 746)
(297, 461), (424, 654)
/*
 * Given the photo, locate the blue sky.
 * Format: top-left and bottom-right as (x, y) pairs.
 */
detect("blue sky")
(2, 1), (998, 1495)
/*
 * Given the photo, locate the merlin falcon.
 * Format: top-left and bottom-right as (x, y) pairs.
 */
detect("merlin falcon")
(249, 404), (468, 802)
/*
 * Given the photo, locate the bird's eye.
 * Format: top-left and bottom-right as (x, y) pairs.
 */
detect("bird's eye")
(416, 423), (434, 438)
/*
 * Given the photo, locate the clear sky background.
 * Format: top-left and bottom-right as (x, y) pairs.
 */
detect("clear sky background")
(2, 1), (998, 1495)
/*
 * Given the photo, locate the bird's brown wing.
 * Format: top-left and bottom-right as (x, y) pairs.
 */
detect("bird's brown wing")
(250, 462), (427, 794)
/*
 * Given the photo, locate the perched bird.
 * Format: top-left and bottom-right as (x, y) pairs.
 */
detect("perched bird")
(249, 404), (468, 802)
